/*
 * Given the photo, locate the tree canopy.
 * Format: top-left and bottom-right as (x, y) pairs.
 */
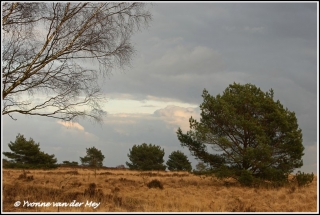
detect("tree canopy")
(166, 150), (192, 172)
(126, 143), (166, 171)
(3, 133), (58, 169)
(177, 83), (304, 185)
(62, 161), (79, 166)
(80, 146), (105, 168)
(2, 2), (152, 122)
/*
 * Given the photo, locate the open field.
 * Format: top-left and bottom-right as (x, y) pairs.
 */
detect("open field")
(2, 167), (318, 212)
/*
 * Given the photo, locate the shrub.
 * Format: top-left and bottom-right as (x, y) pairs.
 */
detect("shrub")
(84, 183), (97, 197)
(18, 172), (27, 179)
(238, 170), (254, 187)
(147, 179), (163, 189)
(26, 175), (34, 181)
(293, 171), (314, 187)
(18, 170), (34, 181)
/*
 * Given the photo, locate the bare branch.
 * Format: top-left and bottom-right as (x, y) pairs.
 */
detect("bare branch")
(2, 2), (152, 122)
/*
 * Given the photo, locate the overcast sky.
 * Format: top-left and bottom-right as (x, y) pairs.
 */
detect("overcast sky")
(2, 2), (318, 173)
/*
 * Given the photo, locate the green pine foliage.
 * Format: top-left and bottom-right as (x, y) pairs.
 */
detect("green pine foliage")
(3, 133), (58, 169)
(166, 150), (192, 171)
(177, 83), (305, 186)
(62, 161), (79, 166)
(126, 143), (166, 171)
(80, 146), (105, 167)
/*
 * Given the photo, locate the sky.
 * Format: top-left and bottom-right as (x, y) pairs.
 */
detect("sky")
(2, 2), (318, 174)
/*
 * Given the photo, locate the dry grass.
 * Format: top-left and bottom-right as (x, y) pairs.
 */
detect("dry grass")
(2, 167), (318, 212)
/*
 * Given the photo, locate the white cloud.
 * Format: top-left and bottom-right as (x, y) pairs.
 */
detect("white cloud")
(102, 95), (199, 115)
(153, 105), (200, 131)
(103, 113), (144, 124)
(84, 131), (100, 143)
(102, 105), (201, 132)
(57, 121), (84, 131)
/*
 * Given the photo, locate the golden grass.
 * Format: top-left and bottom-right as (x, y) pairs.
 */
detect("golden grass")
(2, 167), (318, 212)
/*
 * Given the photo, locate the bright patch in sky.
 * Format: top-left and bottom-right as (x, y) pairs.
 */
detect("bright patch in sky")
(57, 121), (84, 131)
(105, 98), (198, 114)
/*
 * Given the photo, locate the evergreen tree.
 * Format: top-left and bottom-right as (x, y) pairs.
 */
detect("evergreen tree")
(3, 133), (58, 169)
(177, 83), (304, 186)
(166, 150), (192, 171)
(62, 161), (79, 166)
(126, 143), (166, 171)
(80, 146), (105, 167)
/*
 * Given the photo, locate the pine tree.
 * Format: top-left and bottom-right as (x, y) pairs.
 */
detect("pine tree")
(126, 143), (166, 171)
(177, 83), (304, 186)
(166, 150), (192, 171)
(3, 134), (58, 169)
(80, 147), (105, 167)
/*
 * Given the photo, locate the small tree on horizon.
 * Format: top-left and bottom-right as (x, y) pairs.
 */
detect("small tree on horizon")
(3, 133), (58, 169)
(126, 143), (166, 171)
(166, 150), (192, 172)
(80, 146), (105, 168)
(62, 161), (79, 166)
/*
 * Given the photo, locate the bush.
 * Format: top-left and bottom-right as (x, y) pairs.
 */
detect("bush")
(17, 170), (34, 181)
(293, 171), (314, 187)
(238, 170), (254, 187)
(147, 179), (163, 189)
(126, 143), (166, 171)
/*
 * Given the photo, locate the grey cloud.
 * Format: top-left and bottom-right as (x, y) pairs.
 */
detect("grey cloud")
(104, 3), (317, 104)
(2, 3), (317, 173)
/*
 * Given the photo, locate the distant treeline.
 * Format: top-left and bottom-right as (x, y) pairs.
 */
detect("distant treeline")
(59, 165), (127, 170)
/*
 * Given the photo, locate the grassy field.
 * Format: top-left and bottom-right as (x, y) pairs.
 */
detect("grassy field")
(2, 167), (318, 212)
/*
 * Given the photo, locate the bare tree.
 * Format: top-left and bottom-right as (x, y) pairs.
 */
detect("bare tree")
(2, 2), (152, 122)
